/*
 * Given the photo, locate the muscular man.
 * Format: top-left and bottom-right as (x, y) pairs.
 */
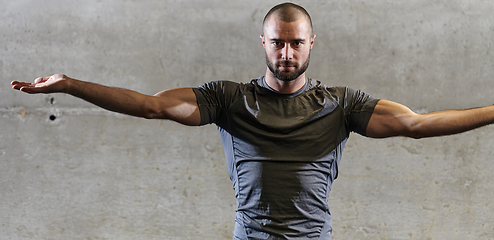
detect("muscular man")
(11, 3), (494, 240)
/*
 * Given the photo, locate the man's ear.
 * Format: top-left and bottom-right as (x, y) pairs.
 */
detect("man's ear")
(260, 35), (266, 47)
(310, 34), (316, 49)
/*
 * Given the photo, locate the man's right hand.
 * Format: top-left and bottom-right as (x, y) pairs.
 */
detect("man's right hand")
(11, 74), (68, 94)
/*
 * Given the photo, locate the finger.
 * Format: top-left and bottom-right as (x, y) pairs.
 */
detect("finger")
(12, 81), (33, 86)
(19, 85), (46, 94)
(11, 80), (32, 85)
(11, 81), (33, 90)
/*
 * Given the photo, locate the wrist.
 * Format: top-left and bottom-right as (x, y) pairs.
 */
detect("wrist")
(63, 75), (77, 94)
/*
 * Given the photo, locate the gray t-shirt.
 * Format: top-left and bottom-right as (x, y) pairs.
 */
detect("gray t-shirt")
(192, 77), (379, 239)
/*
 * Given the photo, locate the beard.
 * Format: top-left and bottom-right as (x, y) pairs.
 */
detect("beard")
(266, 51), (311, 82)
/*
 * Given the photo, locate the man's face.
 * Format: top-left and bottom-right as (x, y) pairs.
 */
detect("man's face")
(261, 16), (315, 82)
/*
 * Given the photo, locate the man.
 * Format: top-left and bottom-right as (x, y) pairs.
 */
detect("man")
(10, 2), (494, 240)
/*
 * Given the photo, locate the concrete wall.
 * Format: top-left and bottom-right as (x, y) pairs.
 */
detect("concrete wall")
(2, 0), (493, 239)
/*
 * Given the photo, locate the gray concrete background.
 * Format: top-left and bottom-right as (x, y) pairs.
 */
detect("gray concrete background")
(1, 0), (493, 239)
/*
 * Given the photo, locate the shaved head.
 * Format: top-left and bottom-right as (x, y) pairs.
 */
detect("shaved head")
(261, 3), (316, 86)
(262, 2), (313, 35)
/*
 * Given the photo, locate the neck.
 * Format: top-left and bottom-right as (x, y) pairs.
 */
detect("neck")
(264, 68), (307, 94)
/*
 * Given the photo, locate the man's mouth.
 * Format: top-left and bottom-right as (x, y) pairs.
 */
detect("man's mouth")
(278, 62), (296, 70)
(279, 65), (295, 71)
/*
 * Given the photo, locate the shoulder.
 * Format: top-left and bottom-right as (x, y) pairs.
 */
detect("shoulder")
(193, 79), (263, 105)
(195, 78), (265, 91)
(305, 78), (348, 93)
(195, 80), (241, 91)
(305, 78), (377, 107)
(305, 78), (353, 99)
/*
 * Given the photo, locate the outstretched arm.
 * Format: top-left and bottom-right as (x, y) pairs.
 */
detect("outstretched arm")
(11, 74), (201, 126)
(366, 100), (494, 139)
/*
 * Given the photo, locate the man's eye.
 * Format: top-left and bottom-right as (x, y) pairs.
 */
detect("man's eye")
(273, 42), (283, 47)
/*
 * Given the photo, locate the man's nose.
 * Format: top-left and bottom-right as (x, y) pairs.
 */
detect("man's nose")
(281, 44), (294, 60)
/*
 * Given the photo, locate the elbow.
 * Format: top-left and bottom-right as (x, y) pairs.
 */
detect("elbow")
(141, 99), (168, 119)
(407, 132), (425, 139)
(139, 109), (157, 119)
(398, 113), (431, 139)
(142, 107), (168, 120)
(403, 122), (428, 139)
(142, 112), (158, 119)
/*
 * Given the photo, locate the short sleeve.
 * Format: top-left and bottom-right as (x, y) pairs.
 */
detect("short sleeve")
(192, 81), (241, 125)
(343, 87), (380, 136)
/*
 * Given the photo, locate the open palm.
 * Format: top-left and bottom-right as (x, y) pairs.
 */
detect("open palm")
(11, 74), (67, 94)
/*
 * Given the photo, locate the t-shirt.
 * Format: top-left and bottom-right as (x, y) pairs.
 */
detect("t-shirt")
(192, 76), (379, 239)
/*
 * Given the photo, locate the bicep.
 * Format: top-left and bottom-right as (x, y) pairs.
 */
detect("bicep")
(366, 100), (422, 138)
(150, 88), (201, 126)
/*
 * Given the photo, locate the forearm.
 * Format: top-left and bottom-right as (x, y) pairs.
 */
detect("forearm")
(367, 100), (494, 139)
(65, 77), (156, 118)
(411, 106), (494, 138)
